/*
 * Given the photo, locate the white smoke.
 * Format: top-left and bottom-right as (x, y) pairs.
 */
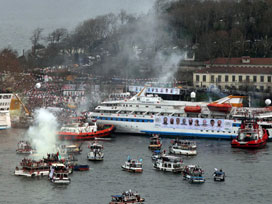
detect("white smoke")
(27, 108), (58, 158)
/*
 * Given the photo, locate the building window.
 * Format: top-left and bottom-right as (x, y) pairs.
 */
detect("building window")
(196, 75), (199, 82)
(268, 76), (271, 83)
(246, 76), (250, 82)
(253, 76), (257, 82)
(203, 75), (206, 82)
(218, 75), (221, 82)
(211, 75), (214, 82)
(232, 75), (235, 82)
(260, 86), (264, 91)
(261, 76), (264, 82)
(239, 75), (243, 82)
(225, 75), (229, 82)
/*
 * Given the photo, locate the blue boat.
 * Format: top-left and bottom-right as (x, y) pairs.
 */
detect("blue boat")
(73, 164), (89, 171)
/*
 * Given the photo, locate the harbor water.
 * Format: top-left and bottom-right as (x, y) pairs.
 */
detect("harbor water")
(1, 128), (272, 204)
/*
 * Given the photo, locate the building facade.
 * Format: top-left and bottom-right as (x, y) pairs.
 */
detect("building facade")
(193, 57), (272, 92)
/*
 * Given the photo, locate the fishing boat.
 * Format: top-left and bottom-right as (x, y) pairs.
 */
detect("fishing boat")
(109, 190), (145, 204)
(148, 134), (162, 150)
(169, 139), (197, 156)
(58, 120), (115, 140)
(49, 163), (71, 184)
(153, 155), (183, 173)
(16, 141), (36, 154)
(213, 168), (225, 182)
(14, 158), (50, 177)
(231, 118), (268, 148)
(87, 142), (104, 161)
(121, 157), (143, 173)
(183, 165), (205, 184)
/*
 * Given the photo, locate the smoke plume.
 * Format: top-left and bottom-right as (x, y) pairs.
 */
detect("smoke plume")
(27, 108), (58, 158)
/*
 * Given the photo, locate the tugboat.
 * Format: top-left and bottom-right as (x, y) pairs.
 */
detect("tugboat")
(14, 158), (50, 177)
(16, 141), (36, 154)
(109, 190), (145, 204)
(87, 142), (104, 161)
(58, 117), (115, 140)
(153, 155), (183, 173)
(213, 168), (225, 182)
(121, 157), (143, 173)
(183, 165), (205, 184)
(49, 163), (71, 184)
(169, 139), (197, 156)
(231, 118), (268, 148)
(148, 134), (162, 150)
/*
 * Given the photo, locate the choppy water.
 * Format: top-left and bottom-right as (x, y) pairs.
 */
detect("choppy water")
(1, 128), (272, 204)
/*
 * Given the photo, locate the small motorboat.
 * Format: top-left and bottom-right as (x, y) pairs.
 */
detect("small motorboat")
(151, 150), (163, 161)
(183, 165), (205, 184)
(121, 157), (143, 173)
(49, 163), (71, 184)
(169, 139), (197, 156)
(16, 141), (36, 154)
(109, 190), (145, 204)
(153, 155), (183, 173)
(87, 142), (104, 161)
(148, 134), (162, 150)
(73, 164), (89, 171)
(231, 118), (268, 148)
(59, 144), (82, 154)
(213, 168), (225, 182)
(14, 158), (50, 177)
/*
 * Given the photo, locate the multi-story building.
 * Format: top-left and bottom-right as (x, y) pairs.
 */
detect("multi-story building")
(193, 57), (272, 92)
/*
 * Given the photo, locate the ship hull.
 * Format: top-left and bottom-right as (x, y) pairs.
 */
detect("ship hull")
(58, 125), (115, 140)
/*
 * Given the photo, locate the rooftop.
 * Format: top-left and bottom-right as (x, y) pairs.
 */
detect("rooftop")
(205, 57), (272, 65)
(195, 66), (272, 74)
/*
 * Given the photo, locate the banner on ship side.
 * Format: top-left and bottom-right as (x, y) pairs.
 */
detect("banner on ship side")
(129, 86), (180, 95)
(154, 116), (233, 131)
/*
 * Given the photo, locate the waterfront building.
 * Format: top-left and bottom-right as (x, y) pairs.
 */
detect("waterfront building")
(193, 57), (272, 92)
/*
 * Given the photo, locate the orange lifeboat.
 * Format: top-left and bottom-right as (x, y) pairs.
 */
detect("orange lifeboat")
(207, 103), (232, 113)
(184, 105), (201, 113)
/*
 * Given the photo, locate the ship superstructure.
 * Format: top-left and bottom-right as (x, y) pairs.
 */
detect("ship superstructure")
(89, 88), (272, 139)
(0, 93), (13, 130)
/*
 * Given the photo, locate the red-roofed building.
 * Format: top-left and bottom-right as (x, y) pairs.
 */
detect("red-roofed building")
(194, 57), (272, 92)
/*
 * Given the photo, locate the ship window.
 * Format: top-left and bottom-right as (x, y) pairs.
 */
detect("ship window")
(139, 120), (143, 122)
(146, 106), (149, 108)
(206, 130), (208, 132)
(130, 105), (132, 107)
(212, 130), (214, 132)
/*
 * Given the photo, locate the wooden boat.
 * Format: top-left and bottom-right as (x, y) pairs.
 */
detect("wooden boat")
(153, 155), (183, 173)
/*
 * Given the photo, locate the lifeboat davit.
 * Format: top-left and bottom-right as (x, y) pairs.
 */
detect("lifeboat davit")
(207, 103), (232, 113)
(184, 105), (201, 113)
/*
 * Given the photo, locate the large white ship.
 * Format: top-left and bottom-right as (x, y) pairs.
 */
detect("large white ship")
(89, 88), (272, 139)
(0, 93), (13, 130)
